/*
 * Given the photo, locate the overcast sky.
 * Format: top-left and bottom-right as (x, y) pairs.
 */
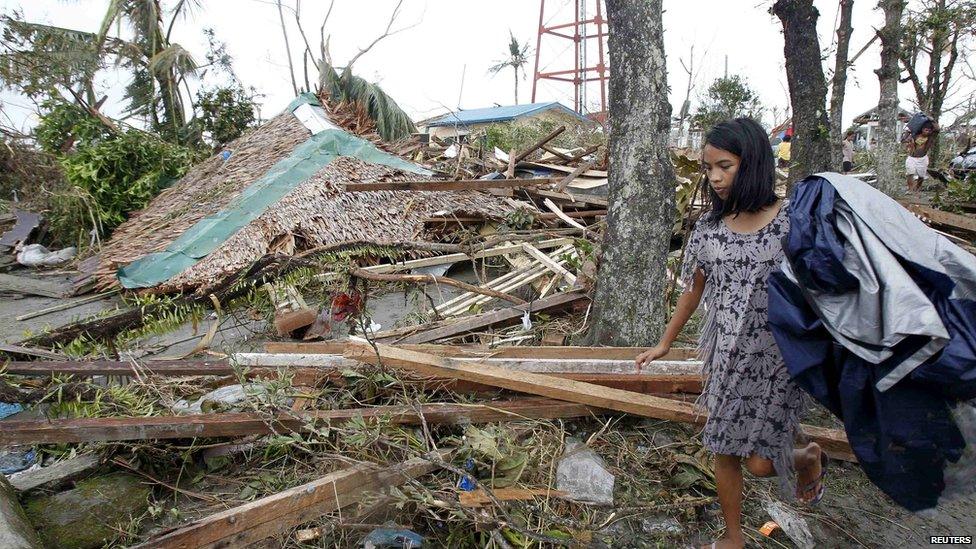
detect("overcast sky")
(1, 0), (969, 134)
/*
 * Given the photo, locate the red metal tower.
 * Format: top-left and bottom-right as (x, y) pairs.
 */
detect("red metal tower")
(531, 0), (609, 120)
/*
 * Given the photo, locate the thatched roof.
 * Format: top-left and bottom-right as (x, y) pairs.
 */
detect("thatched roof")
(95, 100), (511, 294)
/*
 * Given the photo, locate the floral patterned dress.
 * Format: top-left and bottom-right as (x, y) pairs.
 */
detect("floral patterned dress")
(680, 201), (804, 492)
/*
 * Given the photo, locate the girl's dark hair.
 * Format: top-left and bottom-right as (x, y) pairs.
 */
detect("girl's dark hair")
(782, 133), (792, 142)
(703, 117), (777, 220)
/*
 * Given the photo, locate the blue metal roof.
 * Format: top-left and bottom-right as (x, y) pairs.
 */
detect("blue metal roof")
(424, 102), (588, 127)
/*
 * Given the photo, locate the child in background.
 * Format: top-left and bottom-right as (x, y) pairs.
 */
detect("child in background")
(842, 131), (855, 173)
(902, 116), (940, 193)
(637, 118), (826, 549)
(776, 133), (791, 169)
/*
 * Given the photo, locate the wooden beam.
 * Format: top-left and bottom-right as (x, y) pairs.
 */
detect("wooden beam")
(905, 203), (976, 234)
(235, 353), (702, 375)
(346, 340), (700, 423)
(345, 341), (855, 461)
(521, 243), (577, 285)
(384, 290), (589, 344)
(0, 343), (65, 360)
(343, 178), (555, 192)
(2, 359), (233, 377)
(350, 267), (527, 305)
(459, 488), (568, 507)
(8, 454), (100, 492)
(263, 342), (700, 361)
(136, 453), (446, 549)
(555, 161), (596, 192)
(528, 189), (608, 208)
(0, 398), (593, 445)
(541, 145), (574, 163)
(542, 198), (597, 237)
(359, 237), (574, 276)
(513, 126), (566, 164)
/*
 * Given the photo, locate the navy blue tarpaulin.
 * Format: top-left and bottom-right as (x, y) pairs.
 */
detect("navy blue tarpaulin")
(768, 173), (976, 512)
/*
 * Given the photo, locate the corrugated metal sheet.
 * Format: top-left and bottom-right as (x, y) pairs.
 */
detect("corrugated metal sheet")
(424, 102), (587, 127)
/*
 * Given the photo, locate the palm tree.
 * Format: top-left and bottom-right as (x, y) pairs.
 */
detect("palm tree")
(95, 0), (200, 139)
(489, 31), (531, 104)
(319, 63), (417, 142)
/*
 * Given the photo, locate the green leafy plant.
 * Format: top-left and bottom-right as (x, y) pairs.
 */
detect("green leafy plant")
(57, 130), (195, 234)
(195, 86), (257, 147)
(34, 100), (113, 153)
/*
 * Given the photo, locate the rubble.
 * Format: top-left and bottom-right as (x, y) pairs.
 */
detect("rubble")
(0, 90), (919, 549)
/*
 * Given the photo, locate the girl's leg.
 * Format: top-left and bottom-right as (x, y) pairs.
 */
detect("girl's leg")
(794, 442), (823, 501)
(743, 443), (824, 501)
(707, 454), (746, 549)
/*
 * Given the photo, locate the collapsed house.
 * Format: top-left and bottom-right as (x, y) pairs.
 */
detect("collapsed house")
(93, 94), (512, 295)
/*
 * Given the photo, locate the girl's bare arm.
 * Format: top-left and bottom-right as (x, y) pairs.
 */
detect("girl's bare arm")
(636, 269), (706, 367)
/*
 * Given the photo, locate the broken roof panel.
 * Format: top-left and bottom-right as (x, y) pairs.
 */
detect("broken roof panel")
(423, 102), (588, 128)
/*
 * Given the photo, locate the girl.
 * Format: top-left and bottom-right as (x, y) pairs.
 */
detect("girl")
(636, 118), (826, 549)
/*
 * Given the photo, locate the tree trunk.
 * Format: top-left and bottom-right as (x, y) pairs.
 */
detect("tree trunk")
(277, 0), (299, 97)
(584, 0), (676, 346)
(513, 65), (519, 104)
(773, 0), (833, 190)
(876, 0), (906, 196)
(829, 0), (855, 170)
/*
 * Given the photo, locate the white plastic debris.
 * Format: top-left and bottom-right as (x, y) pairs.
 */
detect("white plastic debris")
(763, 497), (814, 549)
(171, 384), (277, 415)
(16, 244), (76, 267)
(444, 144), (459, 159)
(556, 440), (615, 505)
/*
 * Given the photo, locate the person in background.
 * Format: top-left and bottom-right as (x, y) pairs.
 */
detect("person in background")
(842, 131), (855, 173)
(777, 133), (791, 169)
(902, 117), (940, 193)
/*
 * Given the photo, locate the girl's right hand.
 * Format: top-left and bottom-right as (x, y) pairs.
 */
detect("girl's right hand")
(635, 344), (671, 371)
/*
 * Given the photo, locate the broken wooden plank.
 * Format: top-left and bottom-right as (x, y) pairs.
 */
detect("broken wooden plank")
(437, 247), (573, 317)
(235, 353), (702, 376)
(15, 290), (119, 321)
(905, 203), (976, 234)
(555, 161), (596, 192)
(0, 273), (75, 298)
(385, 290), (589, 344)
(2, 359), (233, 377)
(458, 488), (568, 507)
(7, 454), (101, 492)
(529, 188), (609, 208)
(358, 237), (574, 276)
(136, 453), (446, 549)
(346, 340), (699, 423)
(350, 267), (527, 305)
(522, 243), (577, 286)
(0, 343), (65, 360)
(519, 161), (608, 178)
(542, 198), (597, 236)
(513, 126), (566, 164)
(343, 178), (555, 192)
(540, 145), (574, 163)
(0, 398), (594, 445)
(345, 341), (854, 461)
(263, 342), (700, 361)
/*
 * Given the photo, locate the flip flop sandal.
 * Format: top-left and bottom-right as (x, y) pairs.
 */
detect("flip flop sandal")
(797, 451), (828, 505)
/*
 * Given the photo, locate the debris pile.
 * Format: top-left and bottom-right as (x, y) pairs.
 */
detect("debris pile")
(1, 94), (965, 547)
